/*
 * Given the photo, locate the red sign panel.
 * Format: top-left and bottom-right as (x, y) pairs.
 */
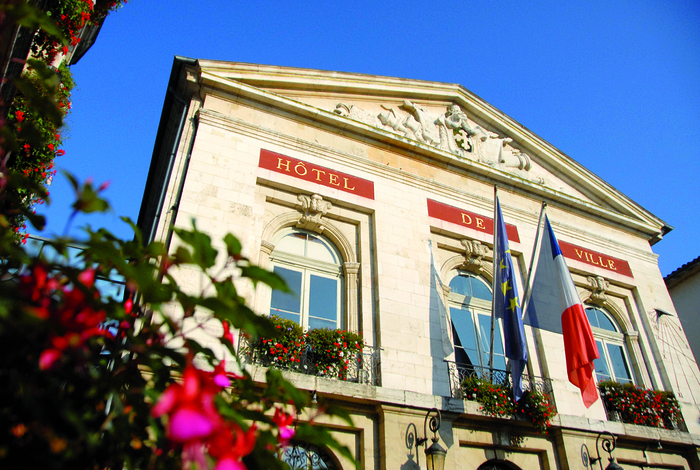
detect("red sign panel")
(259, 149), (374, 200)
(427, 199), (520, 243)
(559, 240), (633, 278)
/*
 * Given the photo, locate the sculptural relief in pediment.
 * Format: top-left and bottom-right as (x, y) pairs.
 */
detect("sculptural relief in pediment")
(333, 100), (535, 178)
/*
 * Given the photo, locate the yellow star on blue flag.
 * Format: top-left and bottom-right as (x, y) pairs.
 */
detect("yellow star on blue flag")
(493, 195), (528, 402)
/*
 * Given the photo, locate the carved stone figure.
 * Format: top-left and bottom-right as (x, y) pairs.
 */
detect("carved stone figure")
(333, 103), (381, 127)
(377, 105), (409, 134)
(297, 194), (332, 233)
(586, 275), (610, 305)
(332, 100), (534, 174)
(400, 100), (440, 146)
(461, 239), (490, 272)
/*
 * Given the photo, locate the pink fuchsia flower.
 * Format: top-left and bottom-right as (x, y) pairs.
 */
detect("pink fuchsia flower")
(151, 363), (224, 443)
(222, 320), (234, 344)
(209, 423), (257, 470)
(213, 360), (231, 388)
(272, 408), (295, 446)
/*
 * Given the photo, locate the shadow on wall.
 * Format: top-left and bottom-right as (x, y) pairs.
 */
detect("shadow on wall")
(401, 422), (419, 470)
(429, 242), (453, 398)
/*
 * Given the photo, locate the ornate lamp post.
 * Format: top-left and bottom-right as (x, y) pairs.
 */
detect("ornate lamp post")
(416, 408), (447, 470)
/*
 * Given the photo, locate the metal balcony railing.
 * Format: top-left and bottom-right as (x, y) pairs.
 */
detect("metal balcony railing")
(599, 385), (688, 432)
(445, 360), (554, 401)
(239, 335), (380, 386)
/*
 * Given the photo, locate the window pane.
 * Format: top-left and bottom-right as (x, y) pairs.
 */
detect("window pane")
(308, 317), (336, 330)
(271, 266), (302, 317)
(607, 343), (633, 384)
(593, 340), (612, 382)
(308, 275), (338, 327)
(478, 313), (504, 368)
(471, 277), (493, 301)
(585, 308), (599, 328)
(95, 278), (125, 301)
(25, 238), (45, 258)
(277, 311), (301, 325)
(451, 307), (479, 366)
(597, 312), (617, 332)
(306, 235), (338, 264)
(449, 275), (472, 297)
(586, 307), (618, 332)
(276, 233), (307, 256)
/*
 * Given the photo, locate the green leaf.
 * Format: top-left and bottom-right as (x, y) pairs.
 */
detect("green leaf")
(223, 233), (242, 258)
(241, 266), (289, 291)
(1, 1), (66, 42)
(174, 223), (218, 270)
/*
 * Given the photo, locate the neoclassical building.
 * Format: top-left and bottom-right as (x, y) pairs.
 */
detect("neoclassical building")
(137, 57), (700, 469)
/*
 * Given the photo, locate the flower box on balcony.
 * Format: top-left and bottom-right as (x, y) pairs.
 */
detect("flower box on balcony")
(598, 380), (684, 431)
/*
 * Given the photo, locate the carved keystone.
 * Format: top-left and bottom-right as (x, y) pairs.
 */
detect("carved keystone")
(296, 194), (332, 233)
(586, 275), (610, 305)
(460, 239), (490, 273)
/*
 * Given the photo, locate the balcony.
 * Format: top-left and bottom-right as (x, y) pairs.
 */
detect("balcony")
(239, 335), (381, 386)
(598, 381), (687, 432)
(445, 361), (554, 401)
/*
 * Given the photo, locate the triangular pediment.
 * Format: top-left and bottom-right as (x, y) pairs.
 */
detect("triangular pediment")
(193, 59), (669, 242)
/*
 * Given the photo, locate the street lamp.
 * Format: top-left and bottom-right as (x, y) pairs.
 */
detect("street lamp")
(416, 408), (447, 470)
(581, 431), (624, 470)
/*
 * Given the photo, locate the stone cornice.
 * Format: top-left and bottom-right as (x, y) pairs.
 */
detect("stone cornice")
(195, 62), (669, 234)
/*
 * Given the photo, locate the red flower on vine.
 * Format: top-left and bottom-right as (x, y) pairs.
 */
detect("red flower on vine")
(208, 423), (257, 470)
(19, 265), (111, 370)
(272, 407), (295, 446)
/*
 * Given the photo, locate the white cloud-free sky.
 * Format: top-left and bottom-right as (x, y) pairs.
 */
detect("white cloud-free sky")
(40, 0), (700, 276)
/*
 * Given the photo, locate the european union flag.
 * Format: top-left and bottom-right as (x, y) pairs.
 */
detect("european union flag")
(493, 196), (528, 402)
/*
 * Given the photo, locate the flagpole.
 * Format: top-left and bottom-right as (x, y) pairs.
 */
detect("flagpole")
(520, 201), (547, 321)
(489, 185), (499, 376)
(520, 201), (547, 391)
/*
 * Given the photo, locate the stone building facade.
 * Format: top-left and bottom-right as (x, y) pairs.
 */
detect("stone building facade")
(137, 57), (700, 469)
(666, 256), (700, 365)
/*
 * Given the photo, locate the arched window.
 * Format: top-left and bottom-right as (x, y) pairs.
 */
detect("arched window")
(448, 272), (506, 370)
(269, 229), (343, 330)
(585, 306), (633, 384)
(282, 443), (339, 469)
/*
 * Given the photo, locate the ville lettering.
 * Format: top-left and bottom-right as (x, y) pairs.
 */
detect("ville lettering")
(574, 248), (616, 271)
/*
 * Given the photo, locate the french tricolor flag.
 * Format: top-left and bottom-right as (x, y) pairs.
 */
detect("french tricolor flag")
(525, 216), (600, 407)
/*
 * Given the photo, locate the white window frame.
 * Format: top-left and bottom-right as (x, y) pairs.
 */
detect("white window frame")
(447, 272), (506, 371)
(586, 306), (634, 385)
(269, 230), (344, 331)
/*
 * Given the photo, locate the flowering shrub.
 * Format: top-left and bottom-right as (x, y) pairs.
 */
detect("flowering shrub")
(1, 0), (124, 241)
(306, 328), (363, 380)
(599, 380), (683, 429)
(461, 375), (557, 433)
(0, 175), (357, 469)
(513, 390), (557, 433)
(256, 315), (307, 367)
(252, 317), (364, 380)
(461, 375), (514, 418)
(31, 0), (128, 62)
(4, 60), (72, 237)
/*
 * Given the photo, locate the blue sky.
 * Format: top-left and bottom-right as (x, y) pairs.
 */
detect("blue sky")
(40, 1), (700, 276)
